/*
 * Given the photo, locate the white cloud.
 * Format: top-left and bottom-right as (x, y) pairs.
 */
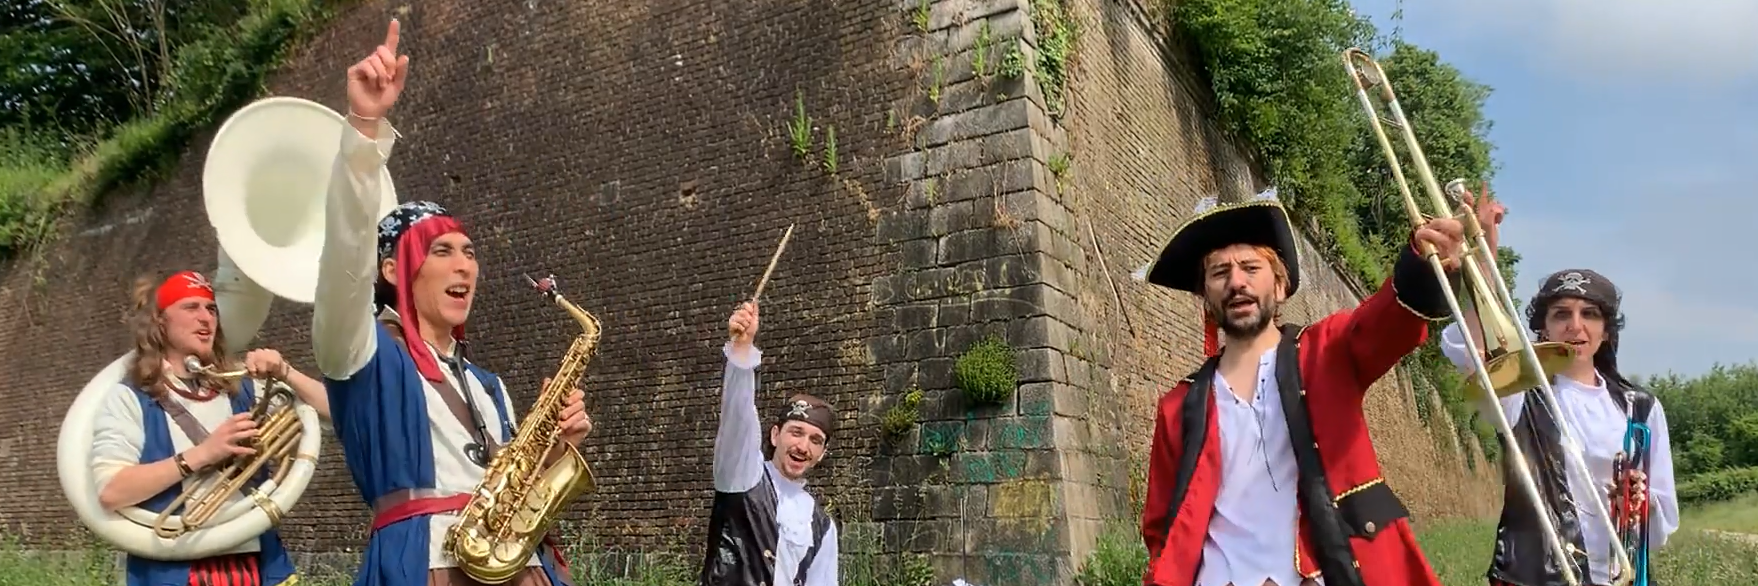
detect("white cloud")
(1423, 0), (1758, 86)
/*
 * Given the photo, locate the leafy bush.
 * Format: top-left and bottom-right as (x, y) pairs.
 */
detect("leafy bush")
(1679, 466), (1758, 506)
(1646, 361), (1758, 476)
(954, 334), (1018, 405)
(0, 0), (341, 257)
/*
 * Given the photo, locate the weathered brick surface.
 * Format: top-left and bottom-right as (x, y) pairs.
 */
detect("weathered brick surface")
(0, 0), (910, 555)
(0, 0), (1501, 582)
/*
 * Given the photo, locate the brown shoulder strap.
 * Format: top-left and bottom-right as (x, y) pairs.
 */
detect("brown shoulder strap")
(381, 319), (501, 451)
(150, 390), (213, 446)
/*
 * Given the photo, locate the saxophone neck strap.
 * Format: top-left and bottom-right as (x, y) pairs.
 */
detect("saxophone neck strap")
(382, 317), (501, 461)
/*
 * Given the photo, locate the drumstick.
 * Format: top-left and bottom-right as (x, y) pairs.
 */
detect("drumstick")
(750, 223), (795, 303)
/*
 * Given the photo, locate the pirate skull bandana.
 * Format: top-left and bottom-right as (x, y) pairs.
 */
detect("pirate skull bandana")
(155, 270), (216, 311)
(376, 200), (470, 384)
(775, 394), (835, 440)
(1527, 268), (1621, 330)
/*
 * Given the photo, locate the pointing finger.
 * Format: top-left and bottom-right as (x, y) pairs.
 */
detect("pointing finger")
(384, 19), (400, 54)
(376, 46), (397, 74)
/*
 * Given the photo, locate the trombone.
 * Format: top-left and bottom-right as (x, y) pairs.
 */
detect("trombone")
(1341, 47), (1633, 586)
(150, 357), (308, 538)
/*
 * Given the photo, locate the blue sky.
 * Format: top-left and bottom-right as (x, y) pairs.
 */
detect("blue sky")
(1345, 0), (1757, 378)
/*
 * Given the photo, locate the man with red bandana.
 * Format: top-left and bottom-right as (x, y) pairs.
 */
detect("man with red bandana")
(309, 20), (595, 586)
(1136, 191), (1469, 586)
(91, 270), (331, 586)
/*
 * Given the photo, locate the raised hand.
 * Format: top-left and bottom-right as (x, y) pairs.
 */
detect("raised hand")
(1414, 216), (1468, 271)
(1459, 180), (1508, 254)
(187, 413), (259, 470)
(346, 19), (410, 121)
(728, 302), (759, 347)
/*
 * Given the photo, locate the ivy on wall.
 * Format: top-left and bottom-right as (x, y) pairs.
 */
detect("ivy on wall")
(1170, 0), (1520, 454)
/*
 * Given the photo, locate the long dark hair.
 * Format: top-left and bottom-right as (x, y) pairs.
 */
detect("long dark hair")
(124, 275), (240, 397)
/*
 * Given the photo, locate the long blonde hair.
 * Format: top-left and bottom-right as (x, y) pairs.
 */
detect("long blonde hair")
(124, 275), (240, 397)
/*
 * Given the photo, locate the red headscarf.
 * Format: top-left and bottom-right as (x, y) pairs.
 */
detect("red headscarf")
(156, 271), (216, 310)
(392, 215), (468, 384)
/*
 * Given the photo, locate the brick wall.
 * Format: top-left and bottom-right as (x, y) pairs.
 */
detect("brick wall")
(0, 0), (1498, 583)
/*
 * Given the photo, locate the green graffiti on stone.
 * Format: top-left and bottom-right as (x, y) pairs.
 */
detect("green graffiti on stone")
(959, 451), (1028, 483)
(920, 421), (963, 456)
(994, 416), (1051, 450)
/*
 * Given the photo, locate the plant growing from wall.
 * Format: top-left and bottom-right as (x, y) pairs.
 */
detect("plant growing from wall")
(788, 90), (815, 162)
(1027, 0), (1079, 116)
(880, 386), (924, 438)
(955, 334), (1019, 404)
(1171, 0), (1518, 454)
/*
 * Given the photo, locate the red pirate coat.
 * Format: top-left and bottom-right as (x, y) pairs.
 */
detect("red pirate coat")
(1140, 244), (1453, 586)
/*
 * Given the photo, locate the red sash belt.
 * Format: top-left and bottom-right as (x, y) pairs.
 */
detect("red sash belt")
(368, 490), (571, 578)
(371, 490), (473, 532)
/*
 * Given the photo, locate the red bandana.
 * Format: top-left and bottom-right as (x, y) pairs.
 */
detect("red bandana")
(393, 215), (468, 384)
(156, 271), (216, 311)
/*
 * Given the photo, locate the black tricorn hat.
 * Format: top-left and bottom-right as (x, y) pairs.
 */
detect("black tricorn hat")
(1140, 193), (1301, 296)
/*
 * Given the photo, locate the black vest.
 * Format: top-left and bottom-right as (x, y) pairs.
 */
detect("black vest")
(1488, 383), (1656, 586)
(699, 467), (831, 586)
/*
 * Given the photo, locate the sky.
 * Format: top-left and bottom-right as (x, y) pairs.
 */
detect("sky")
(1345, 0), (1757, 379)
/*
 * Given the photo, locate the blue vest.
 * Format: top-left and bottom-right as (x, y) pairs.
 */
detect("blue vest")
(125, 379), (297, 586)
(326, 323), (571, 586)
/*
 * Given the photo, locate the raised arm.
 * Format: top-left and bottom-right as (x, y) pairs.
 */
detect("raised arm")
(1330, 241), (1462, 387)
(714, 302), (767, 494)
(312, 20), (408, 381)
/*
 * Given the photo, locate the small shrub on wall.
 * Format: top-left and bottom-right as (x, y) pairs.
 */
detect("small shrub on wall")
(956, 335), (1018, 405)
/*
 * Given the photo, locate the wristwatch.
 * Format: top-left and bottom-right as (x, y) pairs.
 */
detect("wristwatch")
(173, 452), (195, 477)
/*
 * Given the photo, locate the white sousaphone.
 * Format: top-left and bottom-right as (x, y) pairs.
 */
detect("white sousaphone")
(57, 96), (400, 560)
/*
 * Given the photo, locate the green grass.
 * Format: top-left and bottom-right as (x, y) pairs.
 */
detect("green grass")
(1416, 513), (1758, 585)
(1681, 491), (1758, 534)
(11, 496), (1758, 586)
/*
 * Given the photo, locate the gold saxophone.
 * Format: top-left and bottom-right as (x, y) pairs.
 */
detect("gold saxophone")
(444, 274), (600, 584)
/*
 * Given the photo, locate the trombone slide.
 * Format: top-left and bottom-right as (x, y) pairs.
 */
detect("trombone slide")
(1341, 47), (1633, 586)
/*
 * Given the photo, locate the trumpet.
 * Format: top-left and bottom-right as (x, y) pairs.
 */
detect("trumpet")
(1614, 391), (1654, 585)
(148, 357), (309, 539)
(1342, 47), (1632, 586)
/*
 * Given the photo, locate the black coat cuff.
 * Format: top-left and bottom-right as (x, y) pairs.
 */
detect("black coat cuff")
(1392, 242), (1461, 321)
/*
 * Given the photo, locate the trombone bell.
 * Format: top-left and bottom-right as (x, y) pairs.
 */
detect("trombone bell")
(1469, 342), (1577, 400)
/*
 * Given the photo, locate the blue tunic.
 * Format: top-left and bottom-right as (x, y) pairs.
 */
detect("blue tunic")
(325, 322), (571, 586)
(125, 379), (297, 586)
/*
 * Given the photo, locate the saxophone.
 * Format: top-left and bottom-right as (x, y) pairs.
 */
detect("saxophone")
(444, 274), (600, 584)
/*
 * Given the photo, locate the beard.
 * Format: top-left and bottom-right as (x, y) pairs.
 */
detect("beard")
(1206, 289), (1277, 339)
